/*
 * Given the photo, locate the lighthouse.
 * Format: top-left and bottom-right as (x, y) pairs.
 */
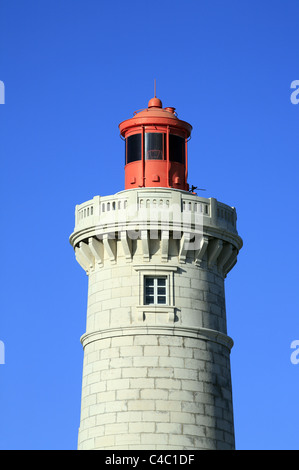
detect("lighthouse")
(69, 94), (243, 450)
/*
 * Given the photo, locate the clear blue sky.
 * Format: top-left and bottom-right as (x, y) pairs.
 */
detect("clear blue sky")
(0, 0), (298, 450)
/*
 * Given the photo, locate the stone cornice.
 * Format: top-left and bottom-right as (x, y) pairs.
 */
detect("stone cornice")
(80, 325), (234, 351)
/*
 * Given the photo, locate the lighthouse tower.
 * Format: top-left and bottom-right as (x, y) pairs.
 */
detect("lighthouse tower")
(70, 94), (243, 450)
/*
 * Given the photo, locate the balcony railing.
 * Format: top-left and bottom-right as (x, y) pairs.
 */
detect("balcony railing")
(73, 189), (236, 235)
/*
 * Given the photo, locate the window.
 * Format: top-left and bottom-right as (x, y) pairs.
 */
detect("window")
(145, 276), (167, 305)
(126, 134), (142, 164)
(134, 265), (177, 322)
(145, 133), (165, 160)
(169, 134), (185, 163)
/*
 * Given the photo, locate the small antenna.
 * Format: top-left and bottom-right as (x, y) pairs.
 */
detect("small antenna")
(154, 79), (156, 97)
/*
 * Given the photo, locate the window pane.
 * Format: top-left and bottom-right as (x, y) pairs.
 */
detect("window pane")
(145, 295), (154, 305)
(145, 133), (164, 160)
(126, 134), (142, 164)
(169, 134), (185, 163)
(144, 276), (167, 306)
(146, 286), (154, 296)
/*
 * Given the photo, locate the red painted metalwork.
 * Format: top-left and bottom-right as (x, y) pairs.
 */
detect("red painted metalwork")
(119, 96), (192, 191)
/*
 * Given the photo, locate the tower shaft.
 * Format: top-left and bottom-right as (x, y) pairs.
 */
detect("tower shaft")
(70, 188), (242, 450)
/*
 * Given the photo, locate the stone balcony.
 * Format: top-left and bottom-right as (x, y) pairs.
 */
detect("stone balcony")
(69, 188), (242, 278)
(70, 188), (240, 246)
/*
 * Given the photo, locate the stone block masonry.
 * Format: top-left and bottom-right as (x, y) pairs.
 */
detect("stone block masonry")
(78, 334), (234, 450)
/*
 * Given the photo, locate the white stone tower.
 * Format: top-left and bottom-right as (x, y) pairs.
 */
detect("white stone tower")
(70, 95), (243, 450)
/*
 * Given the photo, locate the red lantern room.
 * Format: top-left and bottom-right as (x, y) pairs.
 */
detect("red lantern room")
(119, 95), (192, 191)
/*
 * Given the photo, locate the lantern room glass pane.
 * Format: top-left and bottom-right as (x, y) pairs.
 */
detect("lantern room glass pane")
(145, 133), (164, 160)
(169, 134), (185, 164)
(126, 134), (142, 164)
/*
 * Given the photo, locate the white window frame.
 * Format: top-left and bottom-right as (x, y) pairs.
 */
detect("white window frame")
(133, 264), (178, 323)
(144, 276), (167, 305)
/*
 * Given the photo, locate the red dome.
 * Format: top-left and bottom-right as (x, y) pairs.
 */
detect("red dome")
(119, 96), (192, 137)
(148, 97), (162, 108)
